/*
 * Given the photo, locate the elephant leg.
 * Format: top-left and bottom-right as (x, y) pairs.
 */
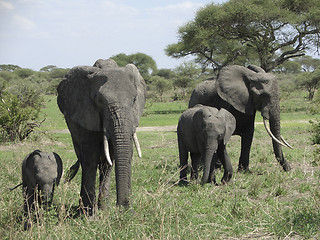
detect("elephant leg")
(208, 153), (218, 185)
(23, 185), (35, 230)
(178, 138), (189, 183)
(218, 144), (233, 183)
(190, 153), (200, 180)
(238, 116), (255, 172)
(67, 120), (101, 215)
(23, 185), (35, 215)
(80, 158), (98, 215)
(98, 159), (113, 210)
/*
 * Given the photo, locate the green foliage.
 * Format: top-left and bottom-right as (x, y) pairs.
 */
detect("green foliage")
(13, 68), (35, 79)
(149, 76), (172, 101)
(166, 0), (320, 72)
(172, 62), (202, 100)
(296, 69), (320, 100)
(0, 64), (68, 95)
(310, 119), (320, 144)
(40, 65), (57, 72)
(111, 53), (157, 83)
(0, 87), (44, 142)
(0, 64), (21, 71)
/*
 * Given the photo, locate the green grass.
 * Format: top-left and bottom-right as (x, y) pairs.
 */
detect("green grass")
(1, 93), (320, 239)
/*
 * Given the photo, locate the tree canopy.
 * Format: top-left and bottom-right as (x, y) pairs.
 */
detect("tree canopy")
(165, 0), (320, 72)
(111, 53), (157, 82)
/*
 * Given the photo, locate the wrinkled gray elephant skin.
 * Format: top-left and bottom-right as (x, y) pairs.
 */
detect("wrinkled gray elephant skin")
(189, 65), (292, 172)
(57, 59), (146, 215)
(178, 105), (236, 185)
(10, 150), (63, 229)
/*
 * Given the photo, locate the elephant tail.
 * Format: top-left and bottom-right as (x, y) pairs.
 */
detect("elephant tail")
(9, 182), (23, 192)
(64, 160), (80, 183)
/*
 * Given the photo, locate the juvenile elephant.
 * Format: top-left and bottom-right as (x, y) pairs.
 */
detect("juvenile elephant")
(57, 59), (146, 214)
(10, 150), (63, 229)
(177, 105), (236, 185)
(189, 65), (292, 172)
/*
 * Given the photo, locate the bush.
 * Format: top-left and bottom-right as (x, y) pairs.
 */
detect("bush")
(310, 119), (320, 144)
(0, 87), (44, 142)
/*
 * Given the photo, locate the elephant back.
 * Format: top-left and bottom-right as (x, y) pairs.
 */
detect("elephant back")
(188, 80), (218, 108)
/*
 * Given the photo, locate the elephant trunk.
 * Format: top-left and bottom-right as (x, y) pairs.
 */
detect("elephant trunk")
(201, 146), (217, 185)
(113, 131), (132, 207)
(268, 109), (291, 171)
(107, 114), (134, 207)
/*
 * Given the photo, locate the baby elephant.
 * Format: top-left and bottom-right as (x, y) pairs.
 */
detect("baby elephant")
(177, 105), (236, 185)
(11, 150), (63, 228)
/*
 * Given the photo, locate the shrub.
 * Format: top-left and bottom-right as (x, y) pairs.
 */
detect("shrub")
(310, 119), (320, 144)
(0, 87), (44, 142)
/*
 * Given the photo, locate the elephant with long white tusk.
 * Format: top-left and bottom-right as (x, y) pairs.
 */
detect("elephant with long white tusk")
(189, 64), (293, 172)
(58, 59), (146, 215)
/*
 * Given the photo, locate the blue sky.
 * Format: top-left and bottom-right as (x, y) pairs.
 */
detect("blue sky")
(0, 0), (227, 70)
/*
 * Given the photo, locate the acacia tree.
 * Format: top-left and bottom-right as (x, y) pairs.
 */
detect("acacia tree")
(166, 0), (320, 72)
(173, 62), (202, 98)
(297, 69), (320, 100)
(111, 53), (157, 83)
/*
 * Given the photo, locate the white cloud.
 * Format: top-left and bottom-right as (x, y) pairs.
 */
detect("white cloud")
(0, 0), (14, 9)
(102, 1), (139, 16)
(13, 15), (35, 30)
(151, 1), (203, 13)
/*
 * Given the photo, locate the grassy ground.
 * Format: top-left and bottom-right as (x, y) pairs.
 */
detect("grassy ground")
(1, 93), (320, 239)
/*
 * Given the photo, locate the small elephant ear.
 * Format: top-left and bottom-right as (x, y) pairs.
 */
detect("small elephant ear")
(125, 64), (146, 128)
(218, 109), (236, 144)
(193, 109), (204, 137)
(53, 152), (63, 186)
(22, 150), (40, 187)
(217, 65), (260, 115)
(57, 66), (102, 131)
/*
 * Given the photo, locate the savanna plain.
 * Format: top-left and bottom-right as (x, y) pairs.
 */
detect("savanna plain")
(1, 92), (320, 239)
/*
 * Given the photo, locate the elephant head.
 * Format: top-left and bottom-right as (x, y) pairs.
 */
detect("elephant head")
(216, 65), (292, 170)
(193, 107), (235, 184)
(57, 59), (146, 209)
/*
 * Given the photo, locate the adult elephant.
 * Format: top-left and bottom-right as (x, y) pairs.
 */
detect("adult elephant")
(189, 65), (292, 172)
(57, 59), (146, 214)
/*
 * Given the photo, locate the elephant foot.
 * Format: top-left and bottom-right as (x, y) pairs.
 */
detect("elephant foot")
(237, 165), (252, 174)
(179, 175), (189, 186)
(221, 172), (232, 184)
(79, 199), (95, 217)
(117, 205), (137, 217)
(98, 200), (109, 211)
(23, 219), (32, 231)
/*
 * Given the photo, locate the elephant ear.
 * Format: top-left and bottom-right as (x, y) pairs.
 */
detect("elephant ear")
(57, 65), (102, 131)
(53, 152), (63, 186)
(218, 109), (236, 144)
(125, 64), (146, 128)
(193, 108), (205, 142)
(216, 65), (258, 115)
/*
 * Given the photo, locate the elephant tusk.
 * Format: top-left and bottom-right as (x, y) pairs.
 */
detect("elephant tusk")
(263, 118), (288, 148)
(133, 132), (142, 158)
(103, 134), (113, 166)
(280, 136), (293, 149)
